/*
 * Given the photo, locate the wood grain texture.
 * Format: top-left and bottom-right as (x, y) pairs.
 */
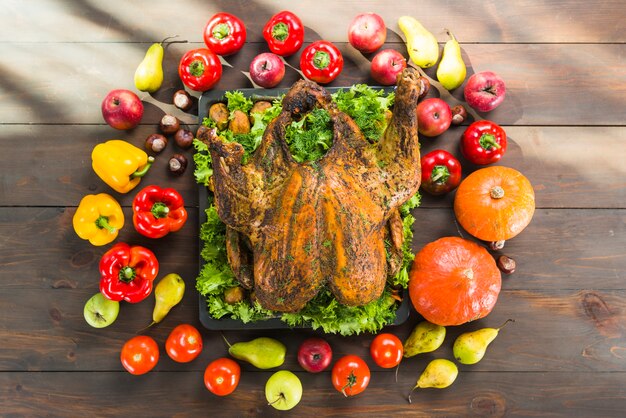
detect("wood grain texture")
(1, 125), (624, 208)
(1, 371), (625, 417)
(1, 287), (624, 373)
(1, 208), (624, 291)
(1, 42), (625, 126)
(4, 0), (626, 43)
(1, 0), (625, 415)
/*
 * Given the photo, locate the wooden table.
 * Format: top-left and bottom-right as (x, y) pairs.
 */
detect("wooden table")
(1, 1), (625, 416)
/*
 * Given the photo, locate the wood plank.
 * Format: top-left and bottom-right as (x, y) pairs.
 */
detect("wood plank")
(1, 371), (625, 417)
(1, 124), (624, 208)
(1, 208), (624, 291)
(4, 0), (626, 43)
(1, 42), (625, 125)
(1, 283), (624, 372)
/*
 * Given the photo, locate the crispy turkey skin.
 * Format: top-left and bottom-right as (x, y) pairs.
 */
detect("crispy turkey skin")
(198, 67), (422, 312)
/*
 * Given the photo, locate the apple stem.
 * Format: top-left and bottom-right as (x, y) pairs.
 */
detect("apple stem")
(268, 393), (285, 406)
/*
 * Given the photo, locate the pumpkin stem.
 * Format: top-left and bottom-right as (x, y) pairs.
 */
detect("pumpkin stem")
(463, 268), (474, 280)
(490, 186), (505, 199)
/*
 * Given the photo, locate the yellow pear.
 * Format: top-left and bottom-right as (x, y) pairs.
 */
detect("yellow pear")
(134, 42), (165, 93)
(398, 16), (439, 68)
(436, 30), (466, 90)
(408, 359), (458, 403)
(403, 320), (446, 358)
(453, 319), (514, 364)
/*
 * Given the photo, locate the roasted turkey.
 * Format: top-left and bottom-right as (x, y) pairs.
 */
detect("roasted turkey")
(198, 67), (422, 312)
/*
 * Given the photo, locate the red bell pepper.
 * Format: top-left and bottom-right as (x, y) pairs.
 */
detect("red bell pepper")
(300, 40), (343, 84)
(263, 11), (305, 57)
(99, 242), (159, 303)
(420, 149), (462, 195)
(460, 120), (507, 165)
(203, 12), (246, 56)
(178, 48), (222, 92)
(132, 185), (187, 239)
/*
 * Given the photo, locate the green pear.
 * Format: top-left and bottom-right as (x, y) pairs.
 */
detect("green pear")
(408, 359), (458, 403)
(403, 321), (446, 358)
(453, 319), (514, 365)
(398, 16), (439, 68)
(436, 30), (466, 90)
(228, 337), (286, 369)
(134, 42), (165, 93)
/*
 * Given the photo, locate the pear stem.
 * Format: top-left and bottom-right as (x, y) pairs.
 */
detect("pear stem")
(497, 318), (515, 330)
(408, 386), (418, 404)
(220, 332), (232, 348)
(159, 35), (188, 48)
(444, 28), (457, 42)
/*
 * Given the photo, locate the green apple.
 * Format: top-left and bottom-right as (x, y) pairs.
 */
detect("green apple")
(83, 292), (120, 328)
(265, 370), (302, 411)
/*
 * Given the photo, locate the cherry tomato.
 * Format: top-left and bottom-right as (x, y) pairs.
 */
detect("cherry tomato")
(331, 355), (370, 397)
(204, 357), (241, 396)
(165, 324), (203, 363)
(120, 335), (159, 375)
(370, 333), (403, 368)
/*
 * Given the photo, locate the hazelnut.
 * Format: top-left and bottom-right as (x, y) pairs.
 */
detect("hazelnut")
(172, 89), (192, 111)
(144, 134), (168, 154)
(168, 153), (188, 176)
(160, 114), (180, 135)
(174, 128), (194, 149)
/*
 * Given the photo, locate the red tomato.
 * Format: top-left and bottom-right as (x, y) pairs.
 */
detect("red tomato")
(178, 48), (222, 92)
(165, 324), (203, 363)
(120, 335), (159, 375)
(370, 333), (403, 368)
(204, 357), (241, 396)
(331, 355), (370, 397)
(300, 40), (344, 84)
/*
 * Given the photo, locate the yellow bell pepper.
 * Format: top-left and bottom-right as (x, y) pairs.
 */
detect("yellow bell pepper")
(91, 140), (154, 194)
(73, 193), (124, 246)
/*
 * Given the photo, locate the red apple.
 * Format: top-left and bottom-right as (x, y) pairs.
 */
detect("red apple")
(101, 89), (143, 130)
(463, 71), (506, 112)
(297, 338), (332, 373)
(249, 52), (285, 89)
(417, 98), (452, 137)
(370, 49), (407, 85)
(347, 13), (386, 54)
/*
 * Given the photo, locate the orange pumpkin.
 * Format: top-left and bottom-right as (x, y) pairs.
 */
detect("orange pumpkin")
(454, 166), (535, 242)
(409, 237), (501, 326)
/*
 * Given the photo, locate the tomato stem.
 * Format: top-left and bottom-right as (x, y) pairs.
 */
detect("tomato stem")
(340, 370), (358, 397)
(189, 60), (206, 77)
(479, 133), (501, 150)
(213, 23), (231, 40)
(313, 51), (331, 70)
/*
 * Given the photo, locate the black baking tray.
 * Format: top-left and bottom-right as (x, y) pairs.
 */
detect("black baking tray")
(197, 86), (410, 331)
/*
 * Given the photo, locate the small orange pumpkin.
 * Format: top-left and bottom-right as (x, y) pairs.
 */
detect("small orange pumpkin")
(409, 237), (501, 326)
(454, 166), (535, 242)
